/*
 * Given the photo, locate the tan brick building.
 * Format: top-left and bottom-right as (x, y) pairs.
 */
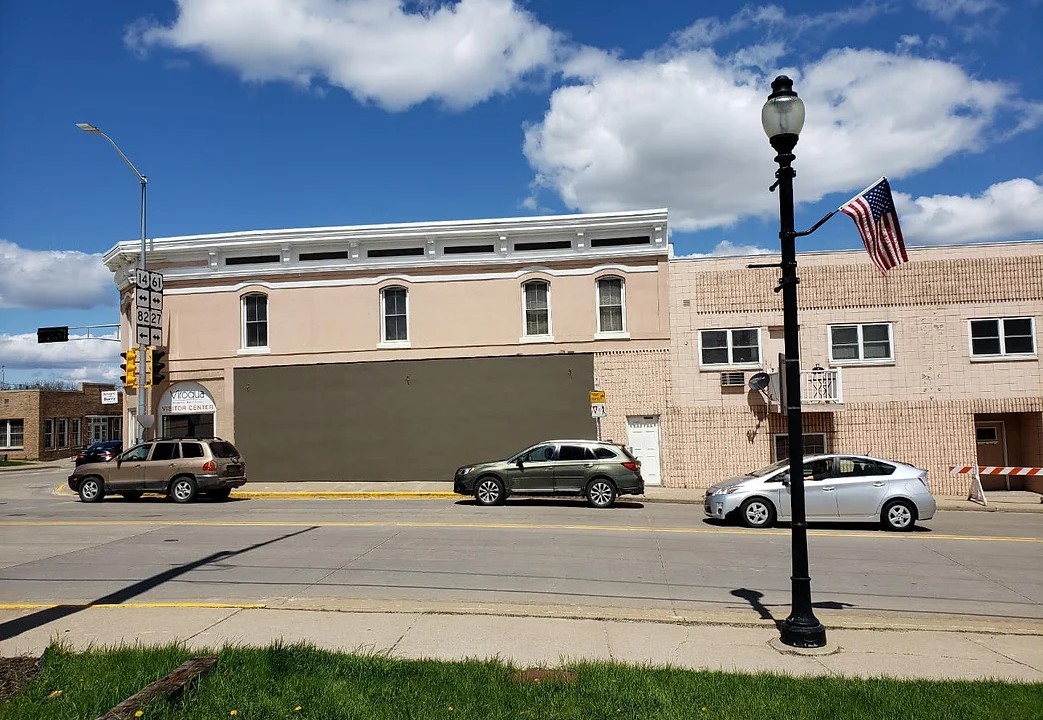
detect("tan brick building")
(0, 383), (123, 461)
(100, 208), (1041, 495)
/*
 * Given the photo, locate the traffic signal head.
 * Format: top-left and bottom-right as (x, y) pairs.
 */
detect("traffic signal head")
(148, 347), (167, 386)
(119, 348), (138, 387)
(37, 326), (69, 343)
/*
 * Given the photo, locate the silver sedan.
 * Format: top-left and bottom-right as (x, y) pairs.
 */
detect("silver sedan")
(704, 454), (937, 531)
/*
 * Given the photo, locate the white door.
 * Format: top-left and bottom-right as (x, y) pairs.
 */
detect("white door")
(626, 415), (662, 486)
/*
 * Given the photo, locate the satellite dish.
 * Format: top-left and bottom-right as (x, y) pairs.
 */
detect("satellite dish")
(748, 372), (771, 391)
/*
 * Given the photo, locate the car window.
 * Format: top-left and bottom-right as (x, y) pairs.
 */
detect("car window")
(593, 447), (617, 460)
(559, 445), (587, 461)
(151, 442), (181, 461)
(208, 441), (240, 458)
(181, 442), (205, 459)
(519, 444), (555, 463)
(121, 444), (150, 462)
(803, 459), (833, 480)
(838, 457), (894, 477)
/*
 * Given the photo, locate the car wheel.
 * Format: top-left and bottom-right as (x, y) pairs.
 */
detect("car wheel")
(78, 476), (104, 503)
(882, 499), (917, 531)
(121, 491), (143, 501)
(169, 476), (198, 504)
(474, 476), (505, 506)
(586, 478), (617, 508)
(210, 488), (233, 501)
(739, 497), (776, 528)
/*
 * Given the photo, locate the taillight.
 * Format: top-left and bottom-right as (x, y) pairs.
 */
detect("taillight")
(622, 461), (640, 472)
(202, 460), (216, 472)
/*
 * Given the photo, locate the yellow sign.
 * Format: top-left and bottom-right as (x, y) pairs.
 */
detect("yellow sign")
(589, 390), (606, 404)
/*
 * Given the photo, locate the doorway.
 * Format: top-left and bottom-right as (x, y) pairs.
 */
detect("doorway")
(626, 415), (662, 486)
(974, 421), (1009, 490)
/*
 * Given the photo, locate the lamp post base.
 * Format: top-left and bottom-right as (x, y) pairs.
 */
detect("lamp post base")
(779, 617), (827, 648)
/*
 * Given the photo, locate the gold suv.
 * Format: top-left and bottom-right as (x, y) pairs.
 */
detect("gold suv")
(68, 437), (247, 503)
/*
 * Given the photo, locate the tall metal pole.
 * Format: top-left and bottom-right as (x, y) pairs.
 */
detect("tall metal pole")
(769, 124), (827, 650)
(76, 123), (149, 444)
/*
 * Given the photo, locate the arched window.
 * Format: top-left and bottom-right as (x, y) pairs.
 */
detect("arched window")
(522, 280), (551, 338)
(381, 286), (409, 343)
(596, 276), (626, 334)
(241, 293), (268, 349)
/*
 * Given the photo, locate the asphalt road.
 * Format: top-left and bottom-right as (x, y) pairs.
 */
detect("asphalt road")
(1, 468), (1041, 631)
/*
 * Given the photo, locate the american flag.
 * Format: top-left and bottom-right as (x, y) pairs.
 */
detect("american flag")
(839, 177), (908, 275)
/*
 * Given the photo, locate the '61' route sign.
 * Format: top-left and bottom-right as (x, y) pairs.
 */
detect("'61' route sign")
(134, 269), (165, 346)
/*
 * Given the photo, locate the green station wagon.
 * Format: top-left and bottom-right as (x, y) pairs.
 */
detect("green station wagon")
(68, 437), (247, 503)
(454, 439), (644, 508)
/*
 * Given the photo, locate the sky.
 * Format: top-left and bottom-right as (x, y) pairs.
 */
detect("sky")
(1, 0), (1041, 387)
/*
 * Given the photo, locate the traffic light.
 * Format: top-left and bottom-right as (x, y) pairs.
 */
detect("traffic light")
(120, 348), (138, 387)
(37, 326), (69, 343)
(147, 347), (167, 387)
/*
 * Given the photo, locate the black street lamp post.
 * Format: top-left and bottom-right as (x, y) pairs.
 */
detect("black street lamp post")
(761, 75), (828, 648)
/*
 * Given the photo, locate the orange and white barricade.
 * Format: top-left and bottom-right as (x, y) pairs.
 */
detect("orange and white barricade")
(949, 465), (1043, 506)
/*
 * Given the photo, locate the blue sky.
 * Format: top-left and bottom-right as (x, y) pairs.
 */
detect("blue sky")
(1, 0), (1041, 386)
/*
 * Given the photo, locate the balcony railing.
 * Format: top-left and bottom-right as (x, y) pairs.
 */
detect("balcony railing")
(768, 366), (843, 408)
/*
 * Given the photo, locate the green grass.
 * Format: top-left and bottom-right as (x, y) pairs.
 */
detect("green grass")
(0, 460), (31, 467)
(4, 642), (1042, 720)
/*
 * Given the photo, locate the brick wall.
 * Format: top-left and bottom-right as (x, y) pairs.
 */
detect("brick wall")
(0, 391), (40, 461)
(1, 384), (122, 461)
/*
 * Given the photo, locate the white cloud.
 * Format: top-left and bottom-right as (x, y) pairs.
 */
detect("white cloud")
(0, 332), (121, 386)
(672, 240), (776, 258)
(915, 0), (1001, 20)
(525, 43), (1039, 231)
(0, 240), (115, 310)
(897, 178), (1043, 244)
(127, 0), (561, 111)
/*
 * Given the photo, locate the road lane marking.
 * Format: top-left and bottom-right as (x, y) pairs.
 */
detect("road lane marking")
(0, 602), (266, 610)
(0, 519), (1038, 543)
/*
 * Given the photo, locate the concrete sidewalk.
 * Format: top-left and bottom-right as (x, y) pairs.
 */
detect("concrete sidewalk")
(1, 601), (1041, 682)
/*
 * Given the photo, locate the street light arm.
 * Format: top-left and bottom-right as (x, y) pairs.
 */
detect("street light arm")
(94, 130), (147, 185)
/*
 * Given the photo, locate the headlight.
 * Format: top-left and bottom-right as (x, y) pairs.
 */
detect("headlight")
(715, 485), (742, 495)
(460, 466), (476, 475)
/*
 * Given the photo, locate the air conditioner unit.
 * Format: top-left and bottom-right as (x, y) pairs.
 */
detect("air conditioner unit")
(720, 371), (746, 387)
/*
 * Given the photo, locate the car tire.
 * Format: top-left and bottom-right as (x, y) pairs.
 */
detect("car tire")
(77, 476), (104, 503)
(121, 491), (143, 501)
(169, 476), (198, 504)
(881, 499), (917, 531)
(474, 476), (506, 506)
(739, 497), (776, 528)
(210, 488), (233, 501)
(586, 478), (617, 508)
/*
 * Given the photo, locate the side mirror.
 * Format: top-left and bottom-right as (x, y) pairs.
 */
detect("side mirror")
(779, 473), (790, 486)
(515, 458), (524, 468)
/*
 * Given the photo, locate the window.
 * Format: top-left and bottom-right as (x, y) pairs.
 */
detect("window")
(593, 447), (618, 460)
(699, 328), (760, 366)
(151, 442), (181, 461)
(829, 323), (893, 363)
(381, 286), (409, 344)
(522, 281), (551, 338)
(0, 419), (23, 449)
(836, 457), (895, 477)
(57, 418), (67, 448)
(597, 277), (626, 334)
(121, 444), (151, 462)
(516, 444), (556, 463)
(44, 419), (54, 449)
(71, 418), (81, 447)
(242, 293), (269, 349)
(558, 445), (590, 461)
(182, 442), (205, 459)
(969, 317), (1036, 358)
(773, 433), (827, 461)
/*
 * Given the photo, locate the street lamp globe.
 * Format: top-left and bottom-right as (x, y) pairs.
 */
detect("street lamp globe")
(761, 75), (805, 152)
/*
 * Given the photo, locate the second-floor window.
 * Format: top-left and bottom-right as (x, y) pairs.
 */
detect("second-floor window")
(381, 286), (409, 343)
(523, 280), (551, 338)
(829, 323), (893, 363)
(970, 317), (1036, 358)
(242, 293), (269, 348)
(597, 277), (626, 334)
(699, 328), (760, 367)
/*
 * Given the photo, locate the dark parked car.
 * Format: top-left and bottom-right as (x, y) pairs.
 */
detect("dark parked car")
(68, 437), (247, 503)
(75, 440), (123, 466)
(454, 439), (644, 508)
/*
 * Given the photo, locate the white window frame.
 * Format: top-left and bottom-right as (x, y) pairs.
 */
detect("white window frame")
(968, 317), (1037, 361)
(57, 418), (68, 449)
(71, 418), (81, 448)
(773, 432), (828, 461)
(0, 419), (24, 450)
(697, 328), (762, 368)
(827, 322), (895, 365)
(239, 292), (270, 354)
(521, 279), (554, 342)
(44, 419), (54, 449)
(595, 276), (629, 339)
(379, 285), (411, 348)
